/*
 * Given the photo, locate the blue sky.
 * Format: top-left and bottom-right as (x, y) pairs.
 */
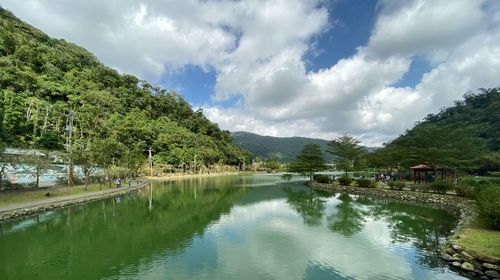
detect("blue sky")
(1, 0), (499, 145)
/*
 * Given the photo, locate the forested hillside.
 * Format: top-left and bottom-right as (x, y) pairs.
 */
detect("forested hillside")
(0, 8), (247, 172)
(371, 88), (500, 174)
(232, 131), (336, 162)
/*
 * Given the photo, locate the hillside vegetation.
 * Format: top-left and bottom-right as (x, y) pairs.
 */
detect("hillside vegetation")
(0, 7), (247, 176)
(371, 88), (500, 174)
(231, 131), (335, 162)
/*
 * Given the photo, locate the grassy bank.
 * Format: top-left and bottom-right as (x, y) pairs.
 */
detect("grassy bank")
(0, 183), (111, 207)
(457, 228), (500, 259)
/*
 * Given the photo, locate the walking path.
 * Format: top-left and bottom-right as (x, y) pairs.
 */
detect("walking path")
(0, 181), (151, 221)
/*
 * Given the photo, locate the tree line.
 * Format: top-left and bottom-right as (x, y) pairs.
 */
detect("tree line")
(289, 87), (500, 179)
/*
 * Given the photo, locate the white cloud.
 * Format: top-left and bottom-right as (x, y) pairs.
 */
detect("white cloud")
(1, 0), (499, 145)
(207, 0), (500, 145)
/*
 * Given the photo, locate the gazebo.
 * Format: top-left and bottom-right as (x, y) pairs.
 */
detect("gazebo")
(410, 164), (448, 184)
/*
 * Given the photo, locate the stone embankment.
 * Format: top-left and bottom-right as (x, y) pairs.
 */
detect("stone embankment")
(308, 182), (499, 280)
(0, 182), (151, 222)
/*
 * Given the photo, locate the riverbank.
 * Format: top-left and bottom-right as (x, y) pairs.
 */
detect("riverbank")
(308, 181), (500, 280)
(0, 181), (152, 222)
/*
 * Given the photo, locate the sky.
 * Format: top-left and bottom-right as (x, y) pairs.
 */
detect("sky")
(1, 0), (499, 146)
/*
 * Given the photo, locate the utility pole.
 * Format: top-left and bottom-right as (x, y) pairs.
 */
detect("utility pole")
(65, 109), (74, 187)
(148, 147), (153, 176)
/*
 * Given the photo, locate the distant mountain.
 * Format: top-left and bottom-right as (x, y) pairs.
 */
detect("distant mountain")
(231, 131), (331, 162)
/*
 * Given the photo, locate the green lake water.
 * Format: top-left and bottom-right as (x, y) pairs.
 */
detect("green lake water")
(0, 174), (466, 279)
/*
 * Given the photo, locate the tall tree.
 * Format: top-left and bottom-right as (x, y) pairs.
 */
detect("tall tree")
(327, 135), (366, 176)
(288, 144), (326, 181)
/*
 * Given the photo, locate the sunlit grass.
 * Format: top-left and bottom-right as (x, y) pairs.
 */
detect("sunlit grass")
(457, 228), (500, 259)
(0, 183), (111, 207)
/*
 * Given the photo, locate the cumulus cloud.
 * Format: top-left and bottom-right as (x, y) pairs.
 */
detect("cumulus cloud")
(2, 0), (499, 145)
(206, 0), (500, 145)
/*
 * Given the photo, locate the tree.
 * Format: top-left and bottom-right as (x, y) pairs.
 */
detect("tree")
(288, 144), (326, 181)
(327, 134), (366, 176)
(22, 150), (51, 188)
(88, 139), (125, 188)
(72, 140), (97, 190)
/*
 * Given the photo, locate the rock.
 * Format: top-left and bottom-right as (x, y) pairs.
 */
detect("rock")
(452, 253), (463, 261)
(452, 244), (463, 252)
(461, 251), (475, 262)
(446, 247), (456, 255)
(478, 255), (500, 265)
(480, 276), (489, 280)
(441, 253), (452, 261)
(474, 269), (485, 276)
(452, 261), (462, 268)
(483, 263), (499, 270)
(485, 270), (500, 279)
(461, 262), (475, 271)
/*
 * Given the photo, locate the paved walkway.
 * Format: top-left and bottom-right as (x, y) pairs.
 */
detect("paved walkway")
(0, 181), (151, 214)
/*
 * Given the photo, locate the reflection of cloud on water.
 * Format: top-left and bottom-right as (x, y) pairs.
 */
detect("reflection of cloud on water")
(208, 199), (412, 280)
(117, 193), (464, 280)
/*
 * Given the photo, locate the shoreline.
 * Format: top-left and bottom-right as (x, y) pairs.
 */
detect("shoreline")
(308, 181), (500, 279)
(0, 172), (243, 222)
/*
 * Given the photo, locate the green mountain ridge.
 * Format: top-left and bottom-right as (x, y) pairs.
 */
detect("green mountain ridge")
(231, 131), (379, 163)
(231, 131), (332, 162)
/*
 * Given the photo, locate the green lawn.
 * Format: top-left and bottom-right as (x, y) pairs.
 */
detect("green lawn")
(457, 228), (500, 259)
(0, 183), (111, 207)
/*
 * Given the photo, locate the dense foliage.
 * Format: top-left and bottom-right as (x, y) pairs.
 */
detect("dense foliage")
(288, 144), (326, 181)
(428, 180), (454, 194)
(327, 134), (367, 175)
(0, 8), (247, 177)
(387, 181), (405, 190)
(370, 88), (500, 174)
(356, 178), (375, 188)
(476, 186), (500, 230)
(313, 174), (333, 184)
(337, 176), (352, 186)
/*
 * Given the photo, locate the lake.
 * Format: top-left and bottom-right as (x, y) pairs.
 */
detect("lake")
(0, 174), (466, 279)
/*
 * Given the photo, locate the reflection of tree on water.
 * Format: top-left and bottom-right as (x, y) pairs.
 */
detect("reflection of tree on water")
(283, 187), (326, 226)
(327, 193), (369, 237)
(369, 201), (457, 270)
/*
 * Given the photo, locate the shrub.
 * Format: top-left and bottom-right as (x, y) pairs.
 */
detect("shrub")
(454, 185), (477, 199)
(410, 185), (418, 191)
(476, 186), (500, 230)
(338, 176), (352, 186)
(388, 181), (405, 190)
(429, 180), (454, 194)
(356, 178), (375, 188)
(313, 174), (332, 184)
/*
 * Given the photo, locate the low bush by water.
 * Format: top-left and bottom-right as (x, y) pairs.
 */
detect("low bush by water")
(356, 178), (376, 188)
(387, 181), (405, 190)
(338, 176), (351, 186)
(313, 174), (333, 184)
